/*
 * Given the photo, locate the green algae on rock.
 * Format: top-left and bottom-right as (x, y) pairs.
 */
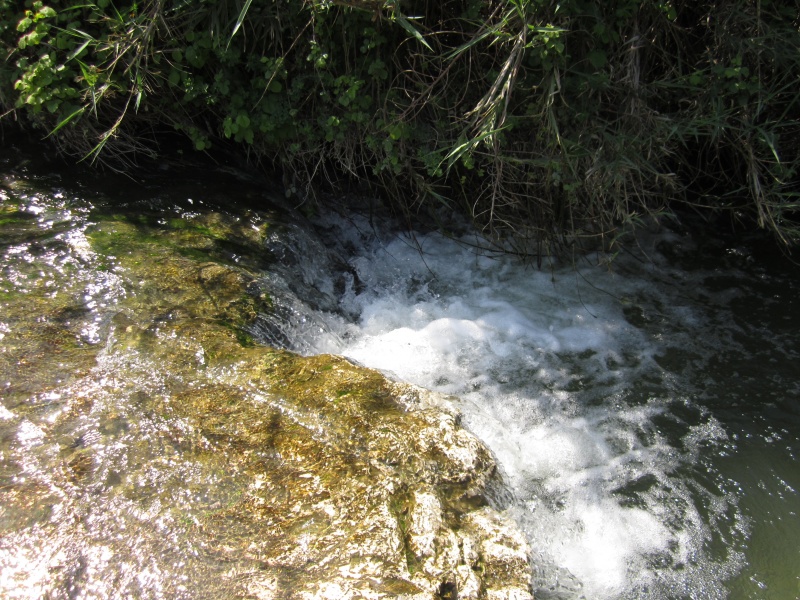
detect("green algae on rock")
(0, 167), (532, 598)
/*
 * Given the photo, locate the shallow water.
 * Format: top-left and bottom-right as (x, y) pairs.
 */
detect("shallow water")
(1, 147), (798, 598)
(268, 212), (800, 599)
(0, 161), (264, 598)
(0, 151), (536, 599)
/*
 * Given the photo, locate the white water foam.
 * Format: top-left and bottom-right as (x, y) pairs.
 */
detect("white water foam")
(269, 214), (744, 598)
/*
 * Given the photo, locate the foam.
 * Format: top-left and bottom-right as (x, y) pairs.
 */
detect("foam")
(272, 220), (744, 599)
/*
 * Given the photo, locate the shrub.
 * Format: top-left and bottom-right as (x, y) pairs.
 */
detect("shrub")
(2, 0), (798, 256)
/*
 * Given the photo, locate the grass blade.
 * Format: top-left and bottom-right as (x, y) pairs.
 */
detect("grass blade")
(228, 0), (253, 49)
(45, 106), (86, 138)
(394, 12), (432, 52)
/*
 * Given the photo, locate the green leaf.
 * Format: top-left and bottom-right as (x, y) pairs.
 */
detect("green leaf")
(66, 39), (92, 62)
(755, 126), (781, 164)
(588, 49), (607, 69)
(78, 61), (98, 87)
(46, 105), (85, 137)
(442, 125), (509, 172)
(389, 123), (404, 140)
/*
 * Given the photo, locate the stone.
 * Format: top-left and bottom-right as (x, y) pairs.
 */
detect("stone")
(0, 173), (534, 598)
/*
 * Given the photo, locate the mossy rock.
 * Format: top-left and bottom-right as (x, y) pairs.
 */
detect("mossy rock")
(0, 171), (533, 599)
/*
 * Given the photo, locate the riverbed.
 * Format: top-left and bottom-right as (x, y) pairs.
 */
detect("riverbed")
(2, 146), (798, 599)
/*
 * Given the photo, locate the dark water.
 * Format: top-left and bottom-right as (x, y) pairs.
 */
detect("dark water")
(663, 235), (800, 599)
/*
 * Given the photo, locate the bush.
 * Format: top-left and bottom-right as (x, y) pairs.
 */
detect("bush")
(2, 0), (799, 256)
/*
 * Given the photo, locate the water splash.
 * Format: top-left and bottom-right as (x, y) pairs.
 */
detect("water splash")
(259, 212), (770, 598)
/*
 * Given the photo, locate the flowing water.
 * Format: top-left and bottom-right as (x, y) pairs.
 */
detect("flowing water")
(1, 145), (799, 598)
(263, 211), (800, 599)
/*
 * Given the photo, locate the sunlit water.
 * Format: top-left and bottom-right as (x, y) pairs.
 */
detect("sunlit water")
(261, 211), (800, 599)
(1, 148), (798, 598)
(0, 159), (286, 598)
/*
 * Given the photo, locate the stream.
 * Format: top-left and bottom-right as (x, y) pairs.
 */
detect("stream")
(270, 209), (800, 599)
(1, 144), (799, 599)
(252, 205), (800, 598)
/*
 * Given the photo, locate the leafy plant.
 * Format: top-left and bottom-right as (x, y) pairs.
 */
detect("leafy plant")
(1, 0), (798, 255)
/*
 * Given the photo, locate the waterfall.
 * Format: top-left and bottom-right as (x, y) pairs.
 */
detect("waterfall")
(256, 208), (800, 598)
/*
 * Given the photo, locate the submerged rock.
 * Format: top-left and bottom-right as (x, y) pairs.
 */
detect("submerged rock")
(0, 170), (532, 598)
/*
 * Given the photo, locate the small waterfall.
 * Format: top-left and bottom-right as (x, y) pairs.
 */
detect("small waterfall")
(3, 148), (797, 598)
(254, 208), (799, 599)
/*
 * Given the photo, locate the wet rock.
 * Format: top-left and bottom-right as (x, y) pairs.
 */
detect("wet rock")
(0, 174), (533, 599)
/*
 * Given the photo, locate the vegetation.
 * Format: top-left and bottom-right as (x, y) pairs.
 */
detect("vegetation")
(2, 0), (799, 257)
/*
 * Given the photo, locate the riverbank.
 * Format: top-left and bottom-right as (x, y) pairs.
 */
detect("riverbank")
(3, 0), (799, 256)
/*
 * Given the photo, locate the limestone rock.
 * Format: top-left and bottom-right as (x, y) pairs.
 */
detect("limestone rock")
(0, 176), (534, 599)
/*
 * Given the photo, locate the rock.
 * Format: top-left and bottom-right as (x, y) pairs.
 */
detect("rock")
(0, 174), (534, 599)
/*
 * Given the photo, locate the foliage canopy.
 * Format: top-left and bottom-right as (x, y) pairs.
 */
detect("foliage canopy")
(2, 0), (799, 256)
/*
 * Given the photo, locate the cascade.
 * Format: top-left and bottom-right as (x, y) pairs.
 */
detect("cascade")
(257, 209), (800, 599)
